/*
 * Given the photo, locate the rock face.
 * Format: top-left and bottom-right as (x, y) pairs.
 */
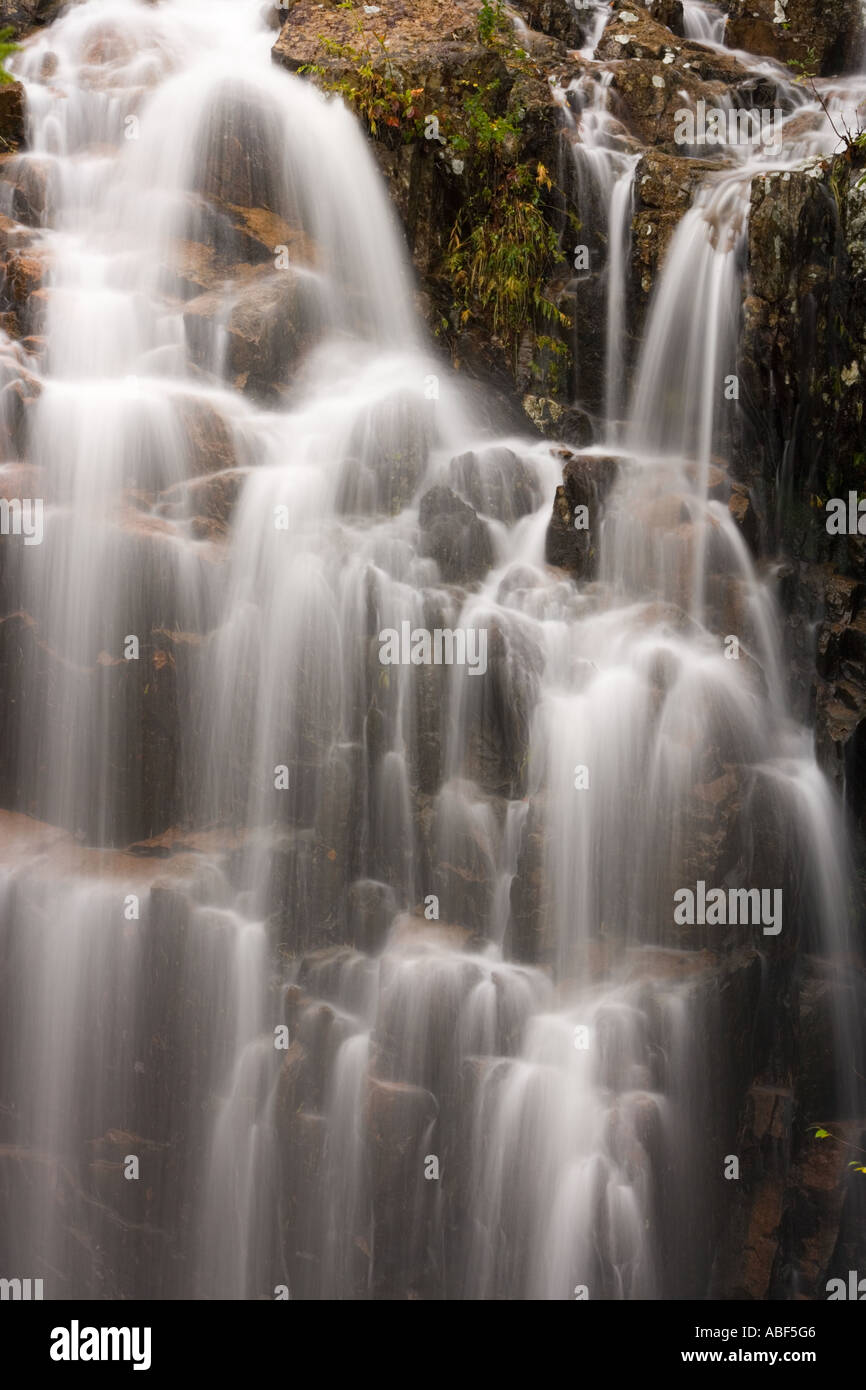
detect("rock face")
(724, 0), (866, 75)
(0, 613), (193, 844)
(519, 0), (584, 47)
(272, 0), (573, 423)
(737, 156), (866, 862)
(0, 0), (63, 34)
(418, 483), (493, 584)
(183, 269), (314, 400)
(0, 83), (24, 153)
(272, 0), (523, 294)
(267, 0), (806, 436)
(545, 449), (618, 575)
(630, 151), (710, 323)
(597, 1), (789, 149)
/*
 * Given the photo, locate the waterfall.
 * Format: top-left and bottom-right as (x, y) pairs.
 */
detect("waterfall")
(0, 0), (862, 1302)
(682, 2), (727, 45)
(560, 73), (638, 428)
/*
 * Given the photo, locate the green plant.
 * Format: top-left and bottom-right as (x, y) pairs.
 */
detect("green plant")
(300, 27), (425, 139)
(448, 80), (521, 155)
(446, 162), (571, 366)
(533, 334), (571, 395)
(0, 26), (20, 87)
(478, 0), (506, 45)
(808, 1124), (866, 1173)
(787, 47), (820, 82)
(298, 4), (570, 375)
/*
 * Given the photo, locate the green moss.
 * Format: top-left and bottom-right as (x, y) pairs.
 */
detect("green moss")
(0, 28), (19, 88)
(299, 2), (570, 375)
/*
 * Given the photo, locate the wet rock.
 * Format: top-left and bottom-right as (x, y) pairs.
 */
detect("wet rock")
(725, 0), (865, 76)
(737, 155), (866, 853)
(1, 155), (50, 225)
(0, 1143), (170, 1299)
(630, 152), (706, 321)
(797, 959), (866, 1119)
(0, 361), (41, 459)
(174, 394), (237, 476)
(307, 744), (364, 944)
(0, 0), (66, 35)
(609, 62), (727, 148)
(159, 468), (247, 539)
(410, 657), (446, 794)
(509, 799), (553, 965)
(596, 4), (680, 62)
(274, 1039), (313, 1125)
(348, 878), (397, 954)
(730, 1084), (793, 1298)
(366, 1074), (439, 1297)
(118, 630), (191, 843)
(1, 245), (49, 336)
(596, 3), (789, 151)
(428, 790), (496, 936)
(728, 480), (758, 551)
(717, 1091), (866, 1301)
(0, 613), (199, 843)
(0, 82), (25, 153)
(3, 246), (45, 304)
(459, 617), (543, 797)
(163, 199), (317, 299)
(544, 450), (619, 576)
(278, 1108), (329, 1296)
(86, 1130), (170, 1227)
(183, 269), (316, 399)
(447, 445), (538, 522)
(677, 769), (744, 916)
(418, 483), (493, 584)
(520, 0), (584, 47)
(297, 945), (374, 1012)
(647, 0), (684, 33)
(193, 86), (288, 215)
(338, 390), (434, 516)
(556, 402), (594, 447)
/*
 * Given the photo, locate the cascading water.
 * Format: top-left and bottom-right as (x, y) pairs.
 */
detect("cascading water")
(559, 72), (638, 430)
(682, 1), (726, 46)
(0, 0), (862, 1303)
